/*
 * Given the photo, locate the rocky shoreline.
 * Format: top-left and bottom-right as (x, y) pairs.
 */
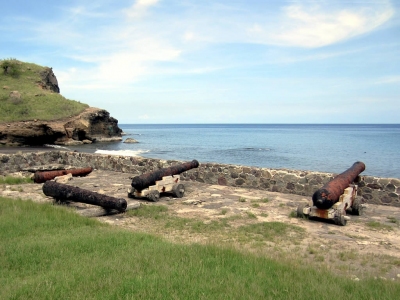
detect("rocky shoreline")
(0, 107), (122, 147)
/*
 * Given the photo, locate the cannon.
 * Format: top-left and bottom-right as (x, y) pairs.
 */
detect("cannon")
(34, 167), (93, 183)
(129, 160), (199, 201)
(297, 162), (365, 226)
(43, 181), (127, 212)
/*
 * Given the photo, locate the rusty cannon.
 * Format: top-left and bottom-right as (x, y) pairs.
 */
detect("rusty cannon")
(129, 159), (199, 201)
(34, 167), (93, 183)
(297, 161), (365, 226)
(43, 181), (127, 212)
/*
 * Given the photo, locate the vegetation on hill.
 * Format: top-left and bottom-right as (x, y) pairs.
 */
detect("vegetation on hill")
(0, 58), (88, 123)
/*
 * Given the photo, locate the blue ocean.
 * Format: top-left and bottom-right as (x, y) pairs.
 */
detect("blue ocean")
(69, 124), (400, 179)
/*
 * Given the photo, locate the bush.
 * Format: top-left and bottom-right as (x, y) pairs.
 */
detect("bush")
(1, 58), (22, 78)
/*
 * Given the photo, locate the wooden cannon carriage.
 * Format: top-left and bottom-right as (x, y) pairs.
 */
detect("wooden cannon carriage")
(297, 162), (365, 226)
(128, 160), (199, 202)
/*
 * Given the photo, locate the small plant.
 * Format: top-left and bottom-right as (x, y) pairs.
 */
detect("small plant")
(366, 221), (393, 231)
(386, 216), (398, 224)
(337, 251), (357, 262)
(238, 197), (246, 202)
(126, 204), (168, 219)
(261, 198), (270, 203)
(288, 210), (297, 218)
(260, 213), (268, 217)
(315, 255), (325, 262)
(246, 211), (257, 219)
(279, 203), (285, 207)
(251, 203), (260, 208)
(307, 246), (317, 255)
(1, 58), (21, 78)
(220, 208), (228, 215)
(0, 175), (33, 185)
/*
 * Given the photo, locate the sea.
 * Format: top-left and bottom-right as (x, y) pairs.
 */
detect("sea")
(67, 124), (400, 179)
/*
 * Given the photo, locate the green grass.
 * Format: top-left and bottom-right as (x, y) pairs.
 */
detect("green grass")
(0, 59), (88, 123)
(126, 203), (168, 219)
(0, 175), (33, 185)
(366, 221), (394, 231)
(1, 197), (400, 299)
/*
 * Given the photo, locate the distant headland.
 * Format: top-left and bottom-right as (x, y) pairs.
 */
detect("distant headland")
(0, 59), (122, 146)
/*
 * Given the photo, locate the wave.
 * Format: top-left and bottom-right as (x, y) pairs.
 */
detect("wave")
(44, 144), (71, 151)
(94, 149), (149, 157)
(242, 147), (271, 151)
(218, 147), (271, 153)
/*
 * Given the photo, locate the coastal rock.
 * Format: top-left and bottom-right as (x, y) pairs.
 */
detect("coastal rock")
(0, 107), (122, 146)
(123, 138), (139, 144)
(39, 67), (60, 93)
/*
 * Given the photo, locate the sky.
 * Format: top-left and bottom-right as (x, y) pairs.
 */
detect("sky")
(1, 0), (399, 124)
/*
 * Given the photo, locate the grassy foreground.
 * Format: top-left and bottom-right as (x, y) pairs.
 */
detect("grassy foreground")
(0, 58), (88, 123)
(1, 197), (400, 299)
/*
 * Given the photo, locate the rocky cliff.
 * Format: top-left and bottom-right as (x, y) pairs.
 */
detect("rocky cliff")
(0, 107), (122, 146)
(0, 59), (122, 146)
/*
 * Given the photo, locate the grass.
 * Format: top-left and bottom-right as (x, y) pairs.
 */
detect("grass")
(1, 197), (400, 299)
(0, 59), (88, 123)
(387, 216), (399, 225)
(366, 221), (394, 231)
(126, 203), (168, 219)
(0, 175), (33, 185)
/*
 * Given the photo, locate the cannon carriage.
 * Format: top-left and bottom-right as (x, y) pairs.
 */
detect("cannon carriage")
(297, 161), (365, 226)
(128, 160), (199, 202)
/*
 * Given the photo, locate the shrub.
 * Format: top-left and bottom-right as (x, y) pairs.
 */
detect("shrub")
(1, 58), (21, 78)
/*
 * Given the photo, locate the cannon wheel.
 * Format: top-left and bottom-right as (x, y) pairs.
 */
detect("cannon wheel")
(334, 210), (347, 226)
(352, 196), (363, 216)
(172, 184), (185, 198)
(296, 203), (308, 219)
(148, 190), (160, 202)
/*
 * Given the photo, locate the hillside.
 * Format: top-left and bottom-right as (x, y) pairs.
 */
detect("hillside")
(0, 59), (122, 146)
(0, 59), (89, 123)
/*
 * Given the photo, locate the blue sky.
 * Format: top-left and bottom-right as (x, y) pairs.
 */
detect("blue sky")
(1, 0), (399, 123)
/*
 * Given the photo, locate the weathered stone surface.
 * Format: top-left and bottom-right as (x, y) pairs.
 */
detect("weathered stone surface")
(381, 196), (393, 204)
(235, 178), (245, 185)
(123, 138), (138, 144)
(39, 67), (60, 93)
(0, 107), (122, 146)
(385, 184), (396, 192)
(367, 183), (382, 190)
(218, 176), (227, 185)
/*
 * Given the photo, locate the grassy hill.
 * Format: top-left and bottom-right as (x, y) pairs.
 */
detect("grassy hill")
(0, 59), (88, 123)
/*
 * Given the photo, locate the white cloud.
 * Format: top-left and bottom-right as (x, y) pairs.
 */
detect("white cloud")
(265, 3), (394, 47)
(124, 0), (160, 18)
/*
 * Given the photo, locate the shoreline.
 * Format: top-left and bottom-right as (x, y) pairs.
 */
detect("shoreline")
(0, 146), (399, 180)
(0, 146), (61, 154)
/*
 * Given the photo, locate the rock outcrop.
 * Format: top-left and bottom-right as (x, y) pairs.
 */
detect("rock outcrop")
(0, 107), (122, 146)
(39, 67), (60, 93)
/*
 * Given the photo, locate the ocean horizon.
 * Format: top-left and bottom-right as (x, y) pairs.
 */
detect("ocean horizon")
(67, 123), (400, 179)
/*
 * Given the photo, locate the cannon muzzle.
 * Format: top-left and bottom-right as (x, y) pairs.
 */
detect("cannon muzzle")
(312, 161), (365, 209)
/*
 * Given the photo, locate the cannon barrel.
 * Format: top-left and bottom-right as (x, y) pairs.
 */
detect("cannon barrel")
(43, 181), (127, 212)
(34, 167), (93, 183)
(131, 159), (199, 191)
(312, 161), (365, 209)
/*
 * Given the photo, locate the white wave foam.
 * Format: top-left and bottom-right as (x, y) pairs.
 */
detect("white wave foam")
(95, 149), (149, 157)
(44, 144), (71, 151)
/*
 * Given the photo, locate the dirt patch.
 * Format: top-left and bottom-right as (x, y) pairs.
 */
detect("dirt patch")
(2, 169), (400, 281)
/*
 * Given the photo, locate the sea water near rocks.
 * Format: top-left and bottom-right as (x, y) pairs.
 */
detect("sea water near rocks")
(68, 124), (400, 178)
